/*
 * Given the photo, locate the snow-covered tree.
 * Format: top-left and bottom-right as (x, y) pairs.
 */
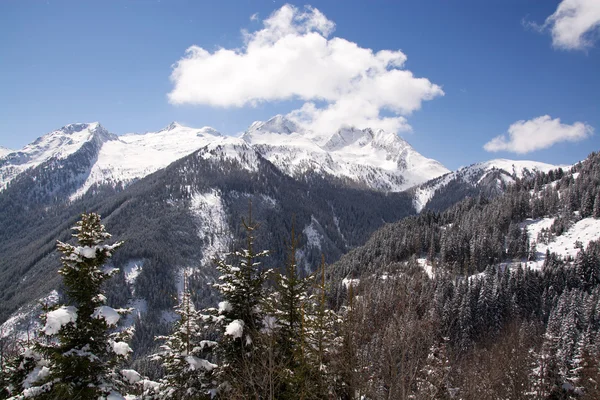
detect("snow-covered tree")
(303, 256), (339, 398)
(151, 276), (217, 399)
(415, 338), (452, 400)
(212, 205), (271, 397)
(269, 222), (313, 397)
(7, 213), (135, 399)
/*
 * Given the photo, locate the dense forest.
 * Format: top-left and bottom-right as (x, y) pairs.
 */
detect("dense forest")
(2, 152), (600, 399)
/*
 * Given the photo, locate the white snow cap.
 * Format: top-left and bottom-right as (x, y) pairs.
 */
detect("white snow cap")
(93, 306), (121, 326)
(43, 306), (77, 335)
(225, 319), (244, 339)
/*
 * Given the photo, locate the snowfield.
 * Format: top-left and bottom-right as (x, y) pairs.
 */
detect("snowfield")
(525, 217), (600, 270)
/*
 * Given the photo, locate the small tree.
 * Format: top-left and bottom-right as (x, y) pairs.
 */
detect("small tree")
(212, 203), (271, 398)
(151, 275), (217, 399)
(7, 213), (134, 399)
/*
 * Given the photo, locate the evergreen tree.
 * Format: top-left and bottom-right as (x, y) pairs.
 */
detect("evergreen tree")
(212, 204), (271, 398)
(414, 338), (452, 400)
(270, 221), (315, 399)
(151, 275), (217, 399)
(304, 256), (339, 398)
(7, 213), (135, 399)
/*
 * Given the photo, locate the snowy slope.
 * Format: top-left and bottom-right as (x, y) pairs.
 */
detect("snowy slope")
(0, 146), (13, 159)
(413, 159), (561, 212)
(243, 115), (449, 191)
(69, 123), (223, 199)
(2, 116), (449, 200)
(0, 123), (115, 190)
(524, 217), (600, 270)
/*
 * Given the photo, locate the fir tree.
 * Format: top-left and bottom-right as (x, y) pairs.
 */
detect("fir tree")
(212, 203), (271, 398)
(270, 220), (316, 398)
(7, 213), (135, 399)
(415, 338), (452, 400)
(151, 275), (217, 399)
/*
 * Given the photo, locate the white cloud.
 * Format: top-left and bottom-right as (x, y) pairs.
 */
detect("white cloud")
(250, 13), (259, 22)
(539, 0), (600, 50)
(484, 115), (593, 154)
(168, 4), (443, 133)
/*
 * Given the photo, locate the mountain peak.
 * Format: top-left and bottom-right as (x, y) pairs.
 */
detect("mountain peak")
(57, 122), (101, 135)
(247, 114), (302, 135)
(161, 121), (184, 132)
(0, 146), (13, 158)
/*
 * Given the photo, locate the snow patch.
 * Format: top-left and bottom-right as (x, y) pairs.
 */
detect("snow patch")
(93, 306), (121, 326)
(112, 341), (132, 356)
(185, 355), (217, 371)
(123, 260), (143, 286)
(1, 290), (58, 339)
(417, 258), (435, 279)
(43, 306), (77, 335)
(225, 319), (244, 339)
(190, 190), (231, 268)
(303, 216), (323, 250)
(525, 217), (600, 270)
(342, 278), (360, 289)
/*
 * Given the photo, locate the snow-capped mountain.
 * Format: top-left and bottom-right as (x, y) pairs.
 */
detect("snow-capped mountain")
(0, 146), (13, 158)
(69, 122), (224, 199)
(243, 115), (449, 191)
(1, 116), (449, 201)
(412, 159), (563, 212)
(0, 123), (115, 190)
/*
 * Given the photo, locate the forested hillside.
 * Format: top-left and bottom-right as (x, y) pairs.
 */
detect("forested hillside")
(322, 151), (600, 399)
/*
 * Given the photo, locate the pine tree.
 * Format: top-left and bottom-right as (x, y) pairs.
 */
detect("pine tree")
(212, 203), (271, 398)
(270, 220), (315, 399)
(151, 275), (217, 399)
(7, 213), (135, 399)
(414, 338), (452, 400)
(304, 256), (338, 398)
(593, 194), (600, 219)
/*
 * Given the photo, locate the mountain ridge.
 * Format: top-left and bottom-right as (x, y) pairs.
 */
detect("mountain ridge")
(1, 116), (450, 200)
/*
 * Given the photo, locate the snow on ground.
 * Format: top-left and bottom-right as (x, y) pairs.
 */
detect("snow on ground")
(244, 116), (448, 193)
(0, 123), (104, 190)
(417, 258), (435, 279)
(1, 290), (58, 339)
(121, 298), (147, 329)
(525, 217), (600, 270)
(412, 159), (560, 213)
(412, 172), (454, 212)
(303, 216), (323, 250)
(0, 146), (13, 158)
(69, 124), (222, 200)
(342, 278), (360, 289)
(123, 260), (143, 287)
(188, 190), (232, 285)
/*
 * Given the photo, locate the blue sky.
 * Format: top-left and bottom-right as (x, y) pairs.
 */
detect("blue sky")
(1, 0), (599, 170)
